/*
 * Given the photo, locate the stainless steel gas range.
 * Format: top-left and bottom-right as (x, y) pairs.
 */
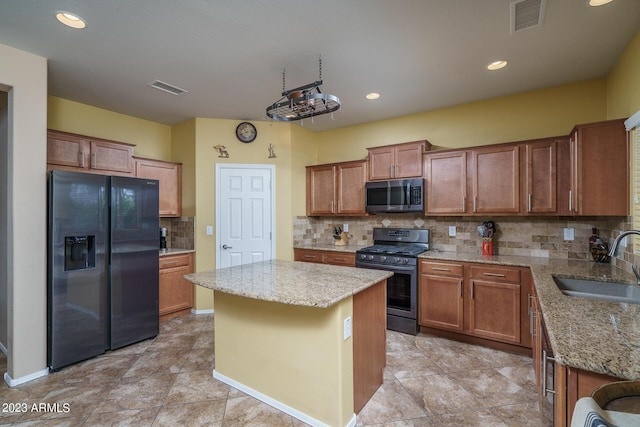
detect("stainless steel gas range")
(355, 228), (429, 335)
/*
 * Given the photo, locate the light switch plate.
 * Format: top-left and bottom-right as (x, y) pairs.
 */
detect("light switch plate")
(206, 225), (213, 236)
(449, 226), (456, 237)
(563, 228), (574, 241)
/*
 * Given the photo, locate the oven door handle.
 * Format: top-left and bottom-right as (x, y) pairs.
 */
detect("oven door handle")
(356, 262), (416, 273)
(406, 181), (411, 208)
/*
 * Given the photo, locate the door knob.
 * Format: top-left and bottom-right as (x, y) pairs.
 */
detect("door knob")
(222, 244), (233, 249)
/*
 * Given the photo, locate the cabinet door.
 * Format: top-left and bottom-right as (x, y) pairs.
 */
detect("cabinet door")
(394, 143), (423, 178)
(571, 120), (629, 216)
(47, 130), (89, 168)
(469, 279), (521, 343)
(159, 254), (194, 317)
(90, 140), (134, 174)
(336, 161), (367, 215)
(419, 274), (464, 331)
(368, 146), (394, 180)
(306, 165), (336, 216)
(136, 158), (182, 217)
(525, 139), (557, 213)
(472, 145), (519, 213)
(425, 151), (467, 214)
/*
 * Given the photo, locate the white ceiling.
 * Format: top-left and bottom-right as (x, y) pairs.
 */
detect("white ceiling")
(0, 0), (639, 132)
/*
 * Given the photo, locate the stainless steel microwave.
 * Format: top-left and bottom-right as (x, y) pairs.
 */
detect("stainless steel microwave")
(365, 178), (424, 213)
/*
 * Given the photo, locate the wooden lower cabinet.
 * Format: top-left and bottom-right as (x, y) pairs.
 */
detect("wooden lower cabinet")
(531, 291), (621, 426)
(419, 261), (464, 331)
(419, 260), (531, 350)
(293, 248), (356, 267)
(159, 253), (194, 318)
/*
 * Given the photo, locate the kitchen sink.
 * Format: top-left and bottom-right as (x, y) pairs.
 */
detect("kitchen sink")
(552, 276), (640, 304)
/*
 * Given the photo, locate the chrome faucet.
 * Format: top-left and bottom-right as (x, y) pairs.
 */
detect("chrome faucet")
(608, 230), (640, 285)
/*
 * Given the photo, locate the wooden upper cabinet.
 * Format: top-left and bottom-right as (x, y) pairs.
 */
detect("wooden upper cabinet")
(424, 151), (467, 214)
(367, 140), (430, 180)
(336, 161), (367, 214)
(306, 164), (337, 216)
(524, 138), (560, 214)
(47, 129), (135, 175)
(565, 119), (628, 216)
(471, 145), (520, 213)
(47, 130), (89, 168)
(135, 157), (183, 217)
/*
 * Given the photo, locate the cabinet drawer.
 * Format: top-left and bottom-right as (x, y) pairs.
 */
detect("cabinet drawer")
(160, 254), (191, 269)
(325, 252), (355, 266)
(469, 265), (520, 283)
(420, 260), (464, 277)
(294, 249), (325, 263)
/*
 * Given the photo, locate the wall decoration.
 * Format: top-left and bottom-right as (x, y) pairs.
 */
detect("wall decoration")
(268, 143), (277, 159)
(213, 145), (229, 158)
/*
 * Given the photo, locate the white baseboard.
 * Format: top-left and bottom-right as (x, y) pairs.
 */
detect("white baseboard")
(213, 369), (356, 427)
(4, 368), (49, 387)
(191, 308), (214, 315)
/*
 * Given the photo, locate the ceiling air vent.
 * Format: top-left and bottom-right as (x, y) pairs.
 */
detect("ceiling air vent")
(147, 79), (188, 96)
(510, 0), (546, 33)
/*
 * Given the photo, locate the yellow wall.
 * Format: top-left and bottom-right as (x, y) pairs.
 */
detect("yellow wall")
(214, 292), (354, 426)
(313, 79), (608, 164)
(47, 96), (172, 160)
(170, 119), (196, 216)
(290, 124), (318, 216)
(607, 30), (640, 119)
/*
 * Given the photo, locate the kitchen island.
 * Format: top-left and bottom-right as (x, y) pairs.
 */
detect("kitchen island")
(184, 260), (392, 427)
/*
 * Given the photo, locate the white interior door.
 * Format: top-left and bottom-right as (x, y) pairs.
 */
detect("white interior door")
(216, 164), (275, 268)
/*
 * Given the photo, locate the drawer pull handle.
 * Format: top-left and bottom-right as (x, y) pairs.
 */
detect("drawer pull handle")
(483, 272), (506, 277)
(431, 267), (451, 271)
(303, 255), (316, 259)
(333, 257), (346, 262)
(163, 261), (179, 265)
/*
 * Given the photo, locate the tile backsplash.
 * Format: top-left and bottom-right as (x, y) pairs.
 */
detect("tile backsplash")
(294, 214), (630, 262)
(159, 216), (195, 250)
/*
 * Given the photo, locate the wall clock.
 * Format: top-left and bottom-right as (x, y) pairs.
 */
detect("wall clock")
(235, 122), (257, 143)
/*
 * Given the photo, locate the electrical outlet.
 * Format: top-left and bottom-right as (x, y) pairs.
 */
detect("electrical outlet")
(448, 226), (456, 237)
(343, 317), (352, 340)
(343, 223), (349, 232)
(563, 227), (575, 241)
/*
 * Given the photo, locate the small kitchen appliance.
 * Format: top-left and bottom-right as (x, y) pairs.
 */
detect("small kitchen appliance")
(160, 227), (167, 249)
(365, 178), (424, 213)
(355, 228), (429, 335)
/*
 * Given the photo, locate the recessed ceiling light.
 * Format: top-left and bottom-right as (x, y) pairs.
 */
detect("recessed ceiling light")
(487, 60), (508, 71)
(55, 11), (86, 29)
(365, 93), (381, 100)
(588, 0), (613, 6)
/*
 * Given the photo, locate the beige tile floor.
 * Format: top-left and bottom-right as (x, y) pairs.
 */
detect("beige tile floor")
(0, 313), (548, 426)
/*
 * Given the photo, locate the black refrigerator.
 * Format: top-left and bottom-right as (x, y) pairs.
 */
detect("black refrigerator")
(47, 170), (160, 371)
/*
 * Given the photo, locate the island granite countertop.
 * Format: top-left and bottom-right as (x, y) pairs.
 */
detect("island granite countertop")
(184, 259), (392, 308)
(416, 250), (640, 380)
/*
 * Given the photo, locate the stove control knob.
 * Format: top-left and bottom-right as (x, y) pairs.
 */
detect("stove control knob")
(380, 256), (387, 262)
(401, 258), (409, 264)
(368, 255), (374, 261)
(360, 254), (367, 260)
(393, 257), (400, 263)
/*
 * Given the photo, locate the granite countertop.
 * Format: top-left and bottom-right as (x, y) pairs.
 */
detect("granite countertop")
(418, 250), (640, 380)
(184, 259), (392, 308)
(160, 248), (195, 256)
